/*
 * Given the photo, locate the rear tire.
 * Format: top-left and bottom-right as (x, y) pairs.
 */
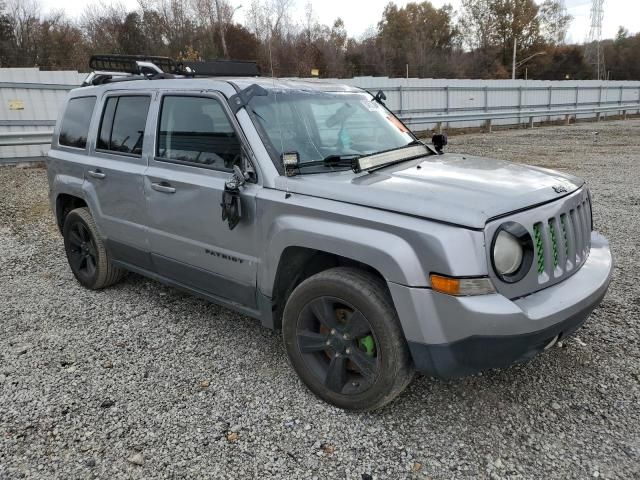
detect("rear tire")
(282, 267), (414, 411)
(62, 207), (125, 290)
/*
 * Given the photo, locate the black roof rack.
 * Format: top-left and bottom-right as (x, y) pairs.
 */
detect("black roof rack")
(90, 54), (178, 74)
(83, 54), (260, 86)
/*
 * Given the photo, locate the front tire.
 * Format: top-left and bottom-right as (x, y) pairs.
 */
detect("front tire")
(62, 207), (125, 290)
(282, 267), (414, 411)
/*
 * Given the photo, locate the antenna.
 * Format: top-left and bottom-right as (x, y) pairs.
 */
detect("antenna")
(267, 33), (275, 79)
(584, 0), (605, 80)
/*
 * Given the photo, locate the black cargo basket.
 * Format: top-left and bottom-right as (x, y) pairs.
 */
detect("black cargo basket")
(89, 54), (177, 74)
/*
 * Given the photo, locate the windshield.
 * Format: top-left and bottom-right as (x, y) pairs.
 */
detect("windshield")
(248, 90), (414, 169)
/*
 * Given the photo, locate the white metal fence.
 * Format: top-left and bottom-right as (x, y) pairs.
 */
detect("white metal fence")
(328, 77), (640, 131)
(2, 68), (640, 161)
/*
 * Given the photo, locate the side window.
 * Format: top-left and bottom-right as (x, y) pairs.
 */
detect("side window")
(97, 97), (117, 150)
(97, 96), (150, 155)
(157, 96), (241, 171)
(59, 96), (96, 149)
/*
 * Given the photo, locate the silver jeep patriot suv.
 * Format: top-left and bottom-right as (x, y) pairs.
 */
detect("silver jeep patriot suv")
(47, 55), (613, 410)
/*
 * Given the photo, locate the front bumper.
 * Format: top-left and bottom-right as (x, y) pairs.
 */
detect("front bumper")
(389, 232), (613, 379)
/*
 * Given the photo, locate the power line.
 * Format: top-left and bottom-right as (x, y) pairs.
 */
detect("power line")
(584, 0), (605, 80)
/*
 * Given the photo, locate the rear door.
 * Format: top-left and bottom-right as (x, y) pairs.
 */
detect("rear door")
(84, 93), (153, 269)
(144, 92), (261, 308)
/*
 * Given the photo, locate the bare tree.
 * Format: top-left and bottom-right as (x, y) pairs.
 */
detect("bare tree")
(539, 0), (572, 45)
(246, 0), (293, 74)
(6, 0), (40, 64)
(0, 2), (13, 66)
(215, 0), (228, 57)
(138, 0), (201, 58)
(0, 0), (610, 81)
(81, 2), (129, 53)
(246, 0), (293, 41)
(458, 0), (495, 51)
(192, 0), (241, 59)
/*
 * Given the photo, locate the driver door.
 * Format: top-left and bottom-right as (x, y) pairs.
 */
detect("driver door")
(144, 92), (261, 308)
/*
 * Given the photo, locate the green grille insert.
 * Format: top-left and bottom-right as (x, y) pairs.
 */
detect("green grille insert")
(533, 223), (545, 274)
(548, 220), (559, 267)
(560, 214), (569, 257)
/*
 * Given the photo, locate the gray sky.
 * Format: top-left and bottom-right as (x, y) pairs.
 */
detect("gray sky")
(40, 0), (638, 43)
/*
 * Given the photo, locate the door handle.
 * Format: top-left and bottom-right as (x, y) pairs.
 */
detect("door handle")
(151, 182), (176, 194)
(87, 169), (106, 179)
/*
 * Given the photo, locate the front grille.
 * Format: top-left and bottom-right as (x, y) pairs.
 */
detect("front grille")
(532, 195), (592, 284)
(486, 187), (593, 299)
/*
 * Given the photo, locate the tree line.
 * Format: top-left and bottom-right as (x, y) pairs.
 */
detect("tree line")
(0, 0), (638, 80)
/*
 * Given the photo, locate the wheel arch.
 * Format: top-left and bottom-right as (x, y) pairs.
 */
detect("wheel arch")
(55, 193), (88, 233)
(268, 246), (393, 330)
(261, 218), (425, 293)
(51, 172), (104, 237)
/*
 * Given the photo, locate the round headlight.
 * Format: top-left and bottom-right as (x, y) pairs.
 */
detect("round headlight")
(490, 222), (534, 283)
(493, 231), (523, 275)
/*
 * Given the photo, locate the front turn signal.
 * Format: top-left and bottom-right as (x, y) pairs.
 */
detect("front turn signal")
(430, 274), (496, 296)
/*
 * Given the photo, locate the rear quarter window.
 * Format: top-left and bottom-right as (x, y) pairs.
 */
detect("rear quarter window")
(59, 96), (96, 149)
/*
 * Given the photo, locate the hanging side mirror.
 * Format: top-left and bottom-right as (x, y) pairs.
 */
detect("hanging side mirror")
(221, 165), (248, 230)
(232, 164), (247, 188)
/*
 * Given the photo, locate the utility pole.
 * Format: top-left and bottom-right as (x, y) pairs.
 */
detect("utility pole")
(512, 37), (517, 80)
(585, 0), (605, 80)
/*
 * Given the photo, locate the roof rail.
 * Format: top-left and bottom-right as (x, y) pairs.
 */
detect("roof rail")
(82, 54), (260, 86)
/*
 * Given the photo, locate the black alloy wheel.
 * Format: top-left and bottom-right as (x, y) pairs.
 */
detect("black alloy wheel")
(62, 207), (125, 289)
(67, 220), (98, 282)
(296, 296), (380, 396)
(283, 267), (414, 411)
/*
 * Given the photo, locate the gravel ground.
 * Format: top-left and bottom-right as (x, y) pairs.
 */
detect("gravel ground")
(1, 119), (639, 480)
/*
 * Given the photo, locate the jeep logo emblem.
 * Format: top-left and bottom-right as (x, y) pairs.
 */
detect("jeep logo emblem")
(552, 184), (568, 193)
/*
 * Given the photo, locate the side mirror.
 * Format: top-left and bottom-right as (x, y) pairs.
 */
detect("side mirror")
(220, 166), (247, 230)
(432, 133), (448, 154)
(232, 164), (247, 187)
(373, 90), (387, 104)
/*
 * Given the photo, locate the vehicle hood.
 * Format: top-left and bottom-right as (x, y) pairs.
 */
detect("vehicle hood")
(275, 153), (584, 229)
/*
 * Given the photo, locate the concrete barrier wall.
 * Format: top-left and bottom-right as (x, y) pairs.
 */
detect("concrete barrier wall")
(0, 69), (85, 159)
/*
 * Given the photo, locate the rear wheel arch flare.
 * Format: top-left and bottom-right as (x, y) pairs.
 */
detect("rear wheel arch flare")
(55, 193), (88, 233)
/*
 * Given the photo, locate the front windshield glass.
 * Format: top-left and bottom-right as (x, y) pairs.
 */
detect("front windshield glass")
(248, 90), (414, 168)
